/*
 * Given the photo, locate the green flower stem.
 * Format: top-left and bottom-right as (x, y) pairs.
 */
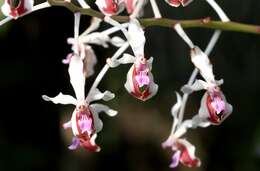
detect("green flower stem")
(47, 0), (260, 35)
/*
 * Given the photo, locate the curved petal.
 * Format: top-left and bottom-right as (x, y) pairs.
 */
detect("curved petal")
(90, 103), (118, 132)
(95, 0), (125, 16)
(110, 36), (126, 47)
(191, 46), (215, 83)
(107, 53), (135, 68)
(128, 18), (145, 57)
(68, 55), (86, 100)
(170, 150), (181, 168)
(42, 93), (77, 105)
(181, 0), (193, 7)
(68, 137), (80, 150)
(181, 79), (209, 94)
(177, 139), (201, 167)
(86, 88), (115, 103)
(84, 45), (97, 77)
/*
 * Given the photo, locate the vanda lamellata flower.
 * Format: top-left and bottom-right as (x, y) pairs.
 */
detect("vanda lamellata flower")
(182, 46), (233, 125)
(106, 18), (158, 101)
(1, 0), (34, 19)
(95, 0), (146, 16)
(162, 93), (201, 168)
(43, 49), (117, 152)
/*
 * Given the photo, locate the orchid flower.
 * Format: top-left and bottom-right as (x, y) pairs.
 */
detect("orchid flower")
(162, 93), (201, 168)
(106, 18), (158, 101)
(165, 0), (193, 7)
(62, 17), (126, 77)
(95, 0), (125, 16)
(42, 53), (117, 152)
(95, 0), (147, 16)
(181, 46), (233, 125)
(43, 14), (117, 152)
(1, 0), (34, 19)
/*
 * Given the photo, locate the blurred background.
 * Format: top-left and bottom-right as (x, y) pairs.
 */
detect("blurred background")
(0, 0), (260, 171)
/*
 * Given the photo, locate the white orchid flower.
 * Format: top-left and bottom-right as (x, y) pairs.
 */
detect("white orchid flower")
(43, 50), (117, 152)
(95, 0), (147, 16)
(106, 18), (158, 101)
(162, 93), (201, 168)
(181, 46), (233, 125)
(95, 0), (125, 16)
(1, 0), (34, 19)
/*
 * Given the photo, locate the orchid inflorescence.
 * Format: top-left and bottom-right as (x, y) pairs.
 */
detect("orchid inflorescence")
(0, 0), (239, 169)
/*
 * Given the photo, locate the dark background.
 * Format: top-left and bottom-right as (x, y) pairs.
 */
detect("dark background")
(0, 0), (260, 171)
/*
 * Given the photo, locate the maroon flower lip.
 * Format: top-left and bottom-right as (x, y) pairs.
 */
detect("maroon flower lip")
(206, 93), (225, 124)
(130, 65), (151, 101)
(75, 105), (99, 152)
(7, 0), (27, 18)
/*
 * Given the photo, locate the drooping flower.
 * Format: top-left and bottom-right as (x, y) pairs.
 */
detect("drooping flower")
(43, 51), (117, 152)
(106, 18), (158, 101)
(165, 0), (193, 7)
(162, 93), (201, 168)
(181, 46), (233, 125)
(95, 0), (146, 16)
(62, 17), (126, 77)
(95, 0), (125, 16)
(1, 0), (34, 19)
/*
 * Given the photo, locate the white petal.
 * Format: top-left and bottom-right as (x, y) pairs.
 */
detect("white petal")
(124, 65), (135, 93)
(197, 92), (211, 121)
(107, 53), (135, 68)
(25, 0), (34, 12)
(86, 88), (115, 103)
(90, 133), (101, 152)
(110, 36), (126, 47)
(191, 46), (215, 83)
(1, 2), (11, 17)
(181, 0), (193, 7)
(170, 92), (182, 134)
(68, 55), (86, 100)
(42, 93), (77, 105)
(128, 19), (145, 57)
(81, 17), (102, 36)
(90, 103), (118, 132)
(147, 57), (154, 70)
(81, 32), (110, 48)
(63, 121), (72, 130)
(181, 79), (209, 94)
(84, 45), (97, 77)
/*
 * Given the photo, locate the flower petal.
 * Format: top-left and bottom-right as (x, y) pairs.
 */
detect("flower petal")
(63, 121), (72, 130)
(110, 36), (126, 47)
(68, 55), (86, 100)
(86, 88), (115, 103)
(90, 103), (118, 132)
(128, 18), (145, 57)
(170, 150), (181, 168)
(181, 0), (193, 7)
(83, 45), (97, 77)
(177, 139), (201, 167)
(181, 79), (209, 94)
(1, 0), (34, 19)
(42, 93), (77, 105)
(68, 137), (80, 150)
(191, 46), (215, 83)
(107, 53), (135, 68)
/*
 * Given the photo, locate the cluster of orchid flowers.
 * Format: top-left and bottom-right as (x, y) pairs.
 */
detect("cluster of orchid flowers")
(0, 0), (234, 169)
